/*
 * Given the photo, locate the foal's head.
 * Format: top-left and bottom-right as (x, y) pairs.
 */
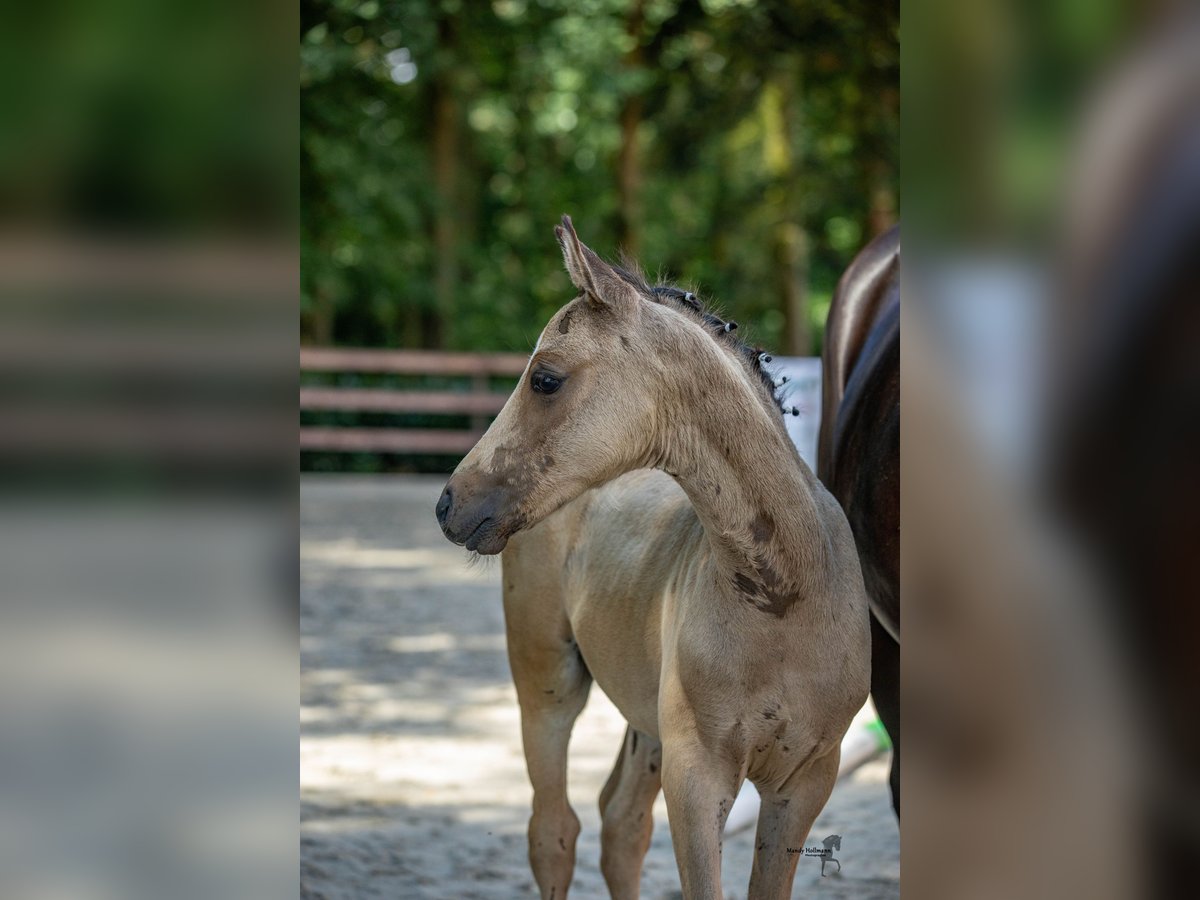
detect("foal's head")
(436, 216), (782, 554)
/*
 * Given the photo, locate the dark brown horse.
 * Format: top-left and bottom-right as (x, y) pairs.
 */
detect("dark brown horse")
(817, 224), (900, 816)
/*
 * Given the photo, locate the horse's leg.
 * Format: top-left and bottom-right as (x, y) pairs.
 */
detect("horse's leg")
(512, 637), (591, 900)
(598, 726), (662, 899)
(503, 550), (592, 900)
(871, 613), (901, 817)
(747, 747), (840, 900)
(659, 734), (740, 900)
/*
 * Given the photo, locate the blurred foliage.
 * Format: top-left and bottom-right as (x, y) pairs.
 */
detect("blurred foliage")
(0, 0), (294, 236)
(903, 0), (1128, 245)
(301, 0), (898, 355)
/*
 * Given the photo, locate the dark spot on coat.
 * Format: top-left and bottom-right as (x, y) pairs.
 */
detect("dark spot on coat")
(734, 573), (760, 597)
(558, 309), (574, 334)
(620, 335), (631, 350)
(762, 706), (778, 720)
(558, 837), (566, 851)
(735, 561), (802, 618)
(631, 732), (638, 754)
(751, 513), (775, 544)
(648, 762), (657, 773)
(759, 563), (782, 589)
(544, 689), (555, 694)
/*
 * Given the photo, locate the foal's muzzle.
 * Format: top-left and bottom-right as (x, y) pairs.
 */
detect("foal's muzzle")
(435, 475), (515, 555)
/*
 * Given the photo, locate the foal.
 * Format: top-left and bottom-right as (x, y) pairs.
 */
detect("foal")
(437, 217), (870, 899)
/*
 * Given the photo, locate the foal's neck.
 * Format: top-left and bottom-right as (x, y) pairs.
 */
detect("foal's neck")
(656, 345), (828, 613)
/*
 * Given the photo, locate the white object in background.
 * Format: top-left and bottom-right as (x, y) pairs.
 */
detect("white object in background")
(722, 708), (892, 836)
(772, 357), (822, 470)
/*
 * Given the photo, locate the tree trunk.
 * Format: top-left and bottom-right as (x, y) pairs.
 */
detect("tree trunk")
(764, 64), (809, 356)
(428, 15), (458, 349)
(869, 161), (898, 237)
(310, 276), (334, 345)
(616, 0), (645, 257)
(868, 85), (899, 237)
(776, 223), (809, 356)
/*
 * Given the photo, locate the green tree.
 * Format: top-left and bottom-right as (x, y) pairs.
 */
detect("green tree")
(301, 0), (898, 356)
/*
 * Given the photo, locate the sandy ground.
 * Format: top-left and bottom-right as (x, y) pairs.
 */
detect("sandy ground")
(301, 475), (900, 899)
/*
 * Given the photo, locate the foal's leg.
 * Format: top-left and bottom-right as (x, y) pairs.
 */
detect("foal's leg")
(598, 726), (662, 899)
(659, 735), (741, 900)
(518, 680), (590, 900)
(747, 747), (841, 900)
(503, 547), (592, 900)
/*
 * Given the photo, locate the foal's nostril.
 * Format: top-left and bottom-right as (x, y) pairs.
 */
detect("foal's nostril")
(435, 486), (453, 527)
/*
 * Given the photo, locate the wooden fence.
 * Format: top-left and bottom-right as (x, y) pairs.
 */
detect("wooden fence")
(300, 348), (527, 455)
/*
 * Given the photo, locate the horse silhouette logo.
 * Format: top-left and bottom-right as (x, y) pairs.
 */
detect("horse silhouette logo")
(818, 834), (841, 876)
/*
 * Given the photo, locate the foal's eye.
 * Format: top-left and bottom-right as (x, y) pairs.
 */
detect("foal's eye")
(530, 371), (563, 395)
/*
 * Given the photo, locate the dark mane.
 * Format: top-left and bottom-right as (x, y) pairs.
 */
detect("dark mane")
(610, 262), (792, 415)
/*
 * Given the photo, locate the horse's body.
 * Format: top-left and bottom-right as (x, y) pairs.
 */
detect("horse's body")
(437, 218), (871, 899)
(817, 224), (900, 815)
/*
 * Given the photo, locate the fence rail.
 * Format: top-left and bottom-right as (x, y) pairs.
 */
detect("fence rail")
(300, 347), (529, 376)
(300, 347), (526, 455)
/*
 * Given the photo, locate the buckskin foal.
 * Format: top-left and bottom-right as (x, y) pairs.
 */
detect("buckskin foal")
(436, 217), (870, 900)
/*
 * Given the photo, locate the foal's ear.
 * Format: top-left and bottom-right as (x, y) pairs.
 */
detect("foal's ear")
(554, 215), (638, 312)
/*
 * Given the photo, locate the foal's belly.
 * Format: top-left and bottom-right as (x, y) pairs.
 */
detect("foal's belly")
(569, 596), (663, 738)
